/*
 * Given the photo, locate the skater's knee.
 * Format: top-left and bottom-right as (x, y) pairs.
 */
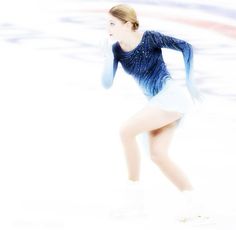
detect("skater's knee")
(150, 152), (168, 165)
(119, 122), (136, 141)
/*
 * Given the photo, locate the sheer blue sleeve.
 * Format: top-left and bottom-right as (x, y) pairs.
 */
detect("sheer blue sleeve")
(150, 31), (203, 102)
(101, 45), (118, 89)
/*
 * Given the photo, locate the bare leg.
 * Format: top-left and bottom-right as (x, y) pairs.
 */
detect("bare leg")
(119, 133), (141, 181)
(148, 121), (193, 191)
(119, 104), (185, 182)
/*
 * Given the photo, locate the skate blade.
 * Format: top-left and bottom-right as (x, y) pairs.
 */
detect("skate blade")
(178, 215), (216, 226)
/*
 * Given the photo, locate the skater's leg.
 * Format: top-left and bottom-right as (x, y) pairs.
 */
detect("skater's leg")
(111, 105), (183, 217)
(119, 104), (183, 181)
(147, 122), (210, 221)
(148, 121), (193, 191)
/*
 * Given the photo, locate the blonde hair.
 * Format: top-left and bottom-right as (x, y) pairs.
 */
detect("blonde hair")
(109, 4), (139, 31)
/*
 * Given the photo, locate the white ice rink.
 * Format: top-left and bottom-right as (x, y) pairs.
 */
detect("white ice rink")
(0, 0), (236, 229)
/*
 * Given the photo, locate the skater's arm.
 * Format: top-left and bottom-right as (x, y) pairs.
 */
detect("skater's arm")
(151, 31), (193, 84)
(101, 45), (118, 89)
(151, 31), (203, 102)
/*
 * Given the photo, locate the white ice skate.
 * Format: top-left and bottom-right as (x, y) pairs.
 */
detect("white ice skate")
(109, 180), (148, 219)
(177, 190), (215, 226)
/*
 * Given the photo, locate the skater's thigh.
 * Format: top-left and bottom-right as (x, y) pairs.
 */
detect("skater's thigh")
(148, 121), (179, 155)
(120, 104), (183, 136)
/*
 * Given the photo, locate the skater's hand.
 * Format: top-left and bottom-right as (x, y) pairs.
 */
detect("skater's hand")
(187, 81), (205, 104)
(100, 37), (114, 58)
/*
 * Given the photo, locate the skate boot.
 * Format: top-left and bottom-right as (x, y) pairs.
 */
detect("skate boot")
(109, 180), (147, 218)
(177, 190), (212, 225)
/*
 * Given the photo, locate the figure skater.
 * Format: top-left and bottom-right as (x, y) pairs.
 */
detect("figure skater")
(101, 4), (207, 221)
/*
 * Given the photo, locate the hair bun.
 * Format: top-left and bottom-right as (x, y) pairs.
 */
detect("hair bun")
(133, 21), (139, 30)
(109, 4), (140, 31)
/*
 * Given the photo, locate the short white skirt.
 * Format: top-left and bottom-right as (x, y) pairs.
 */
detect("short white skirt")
(148, 78), (194, 126)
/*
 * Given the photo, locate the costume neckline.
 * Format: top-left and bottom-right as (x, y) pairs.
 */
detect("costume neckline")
(117, 31), (147, 54)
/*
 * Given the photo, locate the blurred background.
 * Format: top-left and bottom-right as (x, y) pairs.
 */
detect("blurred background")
(0, 0), (236, 229)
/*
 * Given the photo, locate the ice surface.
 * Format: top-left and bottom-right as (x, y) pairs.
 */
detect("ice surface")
(0, 0), (236, 229)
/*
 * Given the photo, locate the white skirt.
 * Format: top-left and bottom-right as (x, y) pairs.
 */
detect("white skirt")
(148, 78), (194, 127)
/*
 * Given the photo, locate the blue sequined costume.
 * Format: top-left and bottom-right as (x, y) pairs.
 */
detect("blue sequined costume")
(101, 30), (194, 99)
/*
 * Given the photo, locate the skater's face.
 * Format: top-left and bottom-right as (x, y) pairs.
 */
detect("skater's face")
(107, 14), (131, 41)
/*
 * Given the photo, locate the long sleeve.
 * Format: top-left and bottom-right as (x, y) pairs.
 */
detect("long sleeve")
(151, 31), (193, 84)
(151, 30), (203, 102)
(101, 45), (118, 89)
